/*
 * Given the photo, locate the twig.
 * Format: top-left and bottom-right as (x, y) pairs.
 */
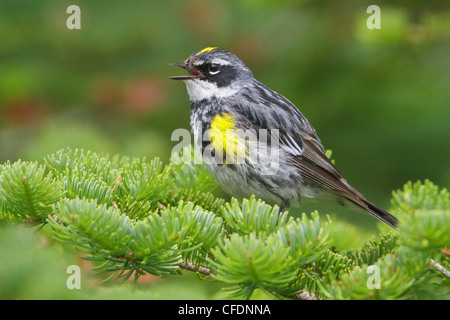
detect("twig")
(294, 291), (321, 300)
(179, 261), (211, 276)
(178, 262), (320, 300)
(430, 259), (450, 278)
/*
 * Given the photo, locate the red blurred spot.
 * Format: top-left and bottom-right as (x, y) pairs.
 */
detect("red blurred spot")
(90, 76), (120, 110)
(3, 99), (46, 125)
(178, 1), (219, 36)
(121, 78), (165, 115)
(229, 33), (265, 67)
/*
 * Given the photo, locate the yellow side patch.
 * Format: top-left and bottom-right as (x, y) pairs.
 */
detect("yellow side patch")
(210, 113), (235, 132)
(196, 47), (219, 55)
(209, 113), (247, 164)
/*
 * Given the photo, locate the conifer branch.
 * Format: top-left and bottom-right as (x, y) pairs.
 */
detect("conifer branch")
(0, 149), (448, 299)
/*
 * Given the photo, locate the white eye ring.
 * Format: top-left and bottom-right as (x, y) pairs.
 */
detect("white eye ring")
(208, 64), (221, 75)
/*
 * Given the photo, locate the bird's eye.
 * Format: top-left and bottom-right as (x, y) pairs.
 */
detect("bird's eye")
(208, 64), (221, 75)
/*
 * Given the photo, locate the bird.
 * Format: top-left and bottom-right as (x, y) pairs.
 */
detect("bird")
(170, 47), (398, 229)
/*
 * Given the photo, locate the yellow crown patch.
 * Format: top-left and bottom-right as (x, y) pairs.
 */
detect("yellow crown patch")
(196, 47), (219, 55)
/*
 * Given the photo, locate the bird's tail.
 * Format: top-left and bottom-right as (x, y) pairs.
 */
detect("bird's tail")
(360, 198), (398, 230)
(339, 180), (398, 229)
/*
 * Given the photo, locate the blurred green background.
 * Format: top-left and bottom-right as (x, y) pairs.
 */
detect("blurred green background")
(0, 0), (449, 299)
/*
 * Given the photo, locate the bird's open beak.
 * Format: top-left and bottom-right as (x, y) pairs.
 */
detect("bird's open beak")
(169, 62), (203, 80)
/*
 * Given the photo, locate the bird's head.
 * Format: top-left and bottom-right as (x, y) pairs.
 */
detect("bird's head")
(170, 47), (253, 101)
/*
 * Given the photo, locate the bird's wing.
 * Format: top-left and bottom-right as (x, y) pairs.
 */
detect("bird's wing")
(226, 97), (367, 205)
(222, 94), (398, 228)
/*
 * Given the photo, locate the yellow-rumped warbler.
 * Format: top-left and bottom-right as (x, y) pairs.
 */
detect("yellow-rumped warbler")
(170, 47), (398, 229)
